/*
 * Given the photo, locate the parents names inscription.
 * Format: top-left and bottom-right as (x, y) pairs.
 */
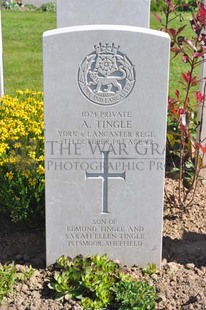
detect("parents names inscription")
(65, 220), (144, 248)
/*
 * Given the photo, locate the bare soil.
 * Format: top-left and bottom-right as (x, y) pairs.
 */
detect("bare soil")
(0, 178), (206, 310)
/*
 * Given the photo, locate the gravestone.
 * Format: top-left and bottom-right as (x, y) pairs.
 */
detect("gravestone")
(44, 25), (170, 267)
(57, 0), (150, 28)
(0, 10), (4, 96)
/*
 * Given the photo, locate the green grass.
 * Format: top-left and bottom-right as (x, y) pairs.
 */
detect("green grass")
(2, 11), (56, 94)
(150, 11), (199, 96)
(1, 10), (200, 95)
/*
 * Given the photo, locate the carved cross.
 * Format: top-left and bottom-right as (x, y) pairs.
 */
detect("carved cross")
(86, 151), (126, 213)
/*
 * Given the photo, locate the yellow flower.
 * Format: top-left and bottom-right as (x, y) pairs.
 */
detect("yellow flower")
(6, 171), (14, 180)
(37, 155), (45, 162)
(28, 178), (36, 186)
(36, 165), (45, 175)
(0, 143), (9, 154)
(28, 151), (36, 159)
(8, 157), (17, 164)
(16, 90), (24, 95)
(14, 142), (22, 148)
(0, 90), (44, 188)
(22, 170), (30, 178)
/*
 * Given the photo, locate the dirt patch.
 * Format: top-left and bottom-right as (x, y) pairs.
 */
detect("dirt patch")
(0, 178), (206, 309)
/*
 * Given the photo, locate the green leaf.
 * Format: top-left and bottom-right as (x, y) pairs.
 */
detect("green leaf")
(169, 167), (180, 174)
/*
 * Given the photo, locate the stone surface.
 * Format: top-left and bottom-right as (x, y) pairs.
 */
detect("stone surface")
(57, 0), (150, 28)
(43, 25), (170, 267)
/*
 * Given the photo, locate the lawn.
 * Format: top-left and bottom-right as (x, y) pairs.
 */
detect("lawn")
(2, 11), (56, 94)
(1, 10), (200, 95)
(150, 11), (199, 97)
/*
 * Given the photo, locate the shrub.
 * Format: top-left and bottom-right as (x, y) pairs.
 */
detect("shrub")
(154, 1), (206, 207)
(150, 0), (199, 11)
(24, 4), (37, 11)
(0, 263), (33, 305)
(2, 0), (20, 10)
(49, 255), (157, 310)
(113, 280), (156, 310)
(0, 90), (45, 222)
(174, 0), (199, 11)
(0, 263), (16, 304)
(39, 2), (56, 12)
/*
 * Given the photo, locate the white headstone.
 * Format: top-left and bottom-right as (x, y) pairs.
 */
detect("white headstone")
(44, 25), (170, 267)
(57, 0), (150, 28)
(0, 10), (4, 97)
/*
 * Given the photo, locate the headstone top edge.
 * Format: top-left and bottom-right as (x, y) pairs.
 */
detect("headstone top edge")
(43, 25), (170, 40)
(57, 0), (151, 29)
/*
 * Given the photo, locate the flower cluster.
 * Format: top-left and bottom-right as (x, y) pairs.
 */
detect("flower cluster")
(0, 90), (45, 222)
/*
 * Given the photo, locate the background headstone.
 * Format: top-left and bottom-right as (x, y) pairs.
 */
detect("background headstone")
(0, 10), (4, 97)
(57, 0), (150, 28)
(44, 25), (170, 267)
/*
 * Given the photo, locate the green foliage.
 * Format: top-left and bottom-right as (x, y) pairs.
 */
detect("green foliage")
(49, 255), (157, 310)
(0, 90), (45, 222)
(0, 263), (33, 305)
(153, 1), (206, 206)
(174, 0), (199, 11)
(150, 12), (198, 97)
(143, 263), (159, 276)
(113, 280), (156, 310)
(0, 263), (16, 304)
(150, 0), (165, 11)
(39, 2), (56, 12)
(49, 255), (118, 309)
(150, 0), (199, 11)
(2, 0), (20, 10)
(24, 4), (37, 11)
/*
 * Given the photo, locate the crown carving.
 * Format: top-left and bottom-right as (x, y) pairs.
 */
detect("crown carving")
(94, 43), (120, 55)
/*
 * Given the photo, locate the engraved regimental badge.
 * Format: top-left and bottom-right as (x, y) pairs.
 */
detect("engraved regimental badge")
(78, 43), (135, 106)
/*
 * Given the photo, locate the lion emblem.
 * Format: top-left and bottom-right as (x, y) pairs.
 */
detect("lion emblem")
(78, 43), (135, 106)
